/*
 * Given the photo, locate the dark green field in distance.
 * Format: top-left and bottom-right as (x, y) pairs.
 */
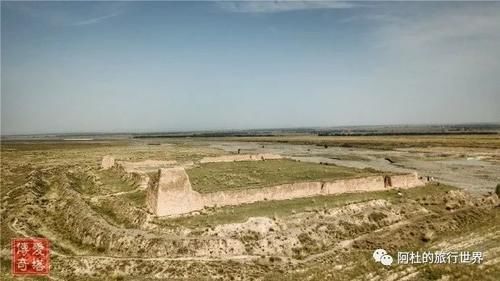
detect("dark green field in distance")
(187, 159), (382, 193)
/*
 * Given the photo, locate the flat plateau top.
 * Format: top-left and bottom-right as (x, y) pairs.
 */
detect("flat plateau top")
(187, 159), (383, 193)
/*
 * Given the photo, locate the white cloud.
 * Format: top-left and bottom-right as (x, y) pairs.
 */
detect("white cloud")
(216, 1), (356, 13)
(378, 9), (500, 50)
(72, 12), (120, 26)
(363, 4), (500, 123)
(3, 1), (125, 27)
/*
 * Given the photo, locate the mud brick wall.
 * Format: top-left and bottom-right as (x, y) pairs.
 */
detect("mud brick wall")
(199, 154), (283, 164)
(148, 168), (427, 216)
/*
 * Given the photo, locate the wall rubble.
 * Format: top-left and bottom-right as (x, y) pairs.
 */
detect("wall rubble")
(101, 156), (115, 170)
(100, 156), (179, 189)
(117, 160), (178, 173)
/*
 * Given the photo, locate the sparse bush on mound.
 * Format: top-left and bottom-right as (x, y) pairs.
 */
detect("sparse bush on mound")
(496, 183), (500, 196)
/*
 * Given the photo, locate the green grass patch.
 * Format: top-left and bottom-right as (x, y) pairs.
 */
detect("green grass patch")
(187, 159), (381, 193)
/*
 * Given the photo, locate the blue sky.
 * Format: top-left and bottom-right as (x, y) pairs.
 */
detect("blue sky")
(2, 1), (500, 135)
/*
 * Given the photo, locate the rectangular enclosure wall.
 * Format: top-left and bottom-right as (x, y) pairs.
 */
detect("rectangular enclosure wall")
(147, 167), (427, 216)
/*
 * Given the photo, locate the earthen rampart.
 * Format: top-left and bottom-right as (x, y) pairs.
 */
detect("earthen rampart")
(199, 154), (283, 163)
(147, 167), (428, 216)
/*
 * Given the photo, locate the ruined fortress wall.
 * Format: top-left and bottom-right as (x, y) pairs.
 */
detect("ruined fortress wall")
(151, 168), (204, 216)
(101, 156), (115, 170)
(114, 159), (178, 190)
(390, 173), (423, 188)
(149, 168), (426, 216)
(199, 154), (283, 164)
(117, 160), (178, 173)
(146, 171), (160, 214)
(137, 175), (150, 189)
(201, 182), (324, 207)
(200, 175), (405, 207)
(322, 176), (386, 194)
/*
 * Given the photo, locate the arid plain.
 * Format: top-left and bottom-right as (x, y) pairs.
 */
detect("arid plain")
(1, 134), (499, 280)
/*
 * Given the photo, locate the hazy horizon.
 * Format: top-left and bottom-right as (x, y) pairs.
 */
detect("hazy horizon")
(2, 121), (500, 138)
(2, 1), (500, 135)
